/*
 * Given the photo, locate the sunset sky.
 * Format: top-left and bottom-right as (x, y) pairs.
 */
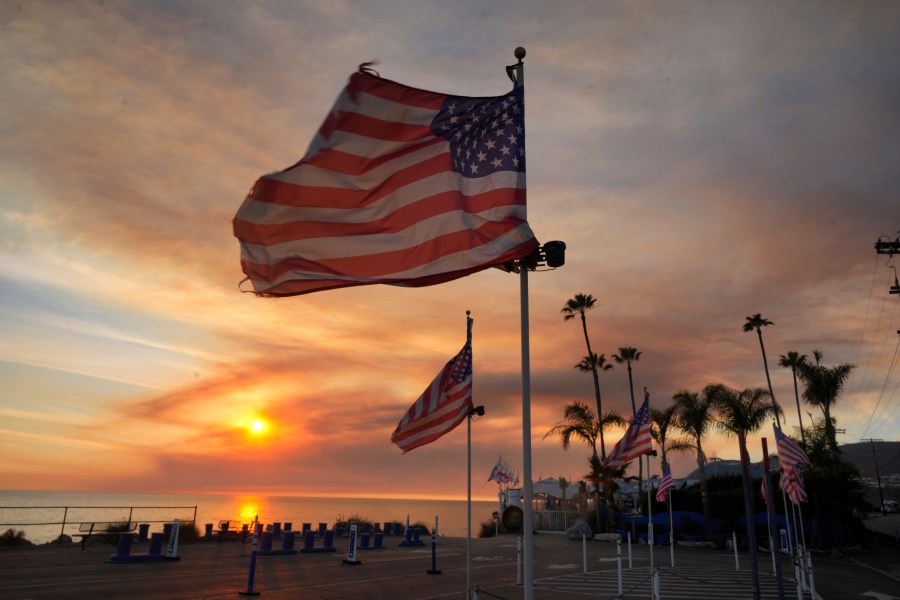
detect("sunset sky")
(2, 1), (899, 501)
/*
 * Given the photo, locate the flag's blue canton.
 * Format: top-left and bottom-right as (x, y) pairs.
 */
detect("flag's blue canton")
(450, 342), (472, 383)
(431, 87), (525, 177)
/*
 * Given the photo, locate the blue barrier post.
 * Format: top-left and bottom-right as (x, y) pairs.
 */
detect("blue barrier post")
(239, 517), (261, 596)
(427, 516), (441, 575)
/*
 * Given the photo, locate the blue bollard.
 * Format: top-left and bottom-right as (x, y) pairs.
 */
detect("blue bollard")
(360, 533), (370, 549)
(116, 533), (133, 556)
(303, 530), (315, 551)
(148, 532), (164, 555)
(323, 530), (334, 549)
(163, 523), (172, 540)
(384, 522), (393, 536)
(138, 523), (150, 542)
(317, 523), (327, 537)
(284, 522), (292, 533)
(283, 531), (295, 550)
(273, 522), (282, 538)
(259, 531), (273, 552)
(374, 532), (384, 548)
(203, 523), (213, 540)
(302, 523), (311, 534)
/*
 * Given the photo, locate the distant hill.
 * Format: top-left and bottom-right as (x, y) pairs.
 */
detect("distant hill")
(681, 441), (900, 483)
(839, 440), (900, 482)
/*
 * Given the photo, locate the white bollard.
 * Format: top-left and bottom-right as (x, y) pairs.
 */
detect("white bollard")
(653, 567), (661, 600)
(798, 545), (808, 590)
(617, 538), (623, 596)
(628, 532), (633, 569)
(166, 519), (181, 560)
(794, 555), (803, 600)
(582, 533), (588, 574)
(806, 549), (816, 599)
(733, 532), (740, 571)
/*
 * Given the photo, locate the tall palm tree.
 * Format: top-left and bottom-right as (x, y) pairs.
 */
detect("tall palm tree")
(778, 351), (809, 444)
(743, 313), (782, 427)
(562, 293), (606, 456)
(584, 453), (629, 533)
(673, 389), (716, 540)
(558, 476), (569, 507)
(709, 383), (781, 600)
(613, 347), (643, 504)
(796, 351), (855, 454)
(573, 352), (613, 453)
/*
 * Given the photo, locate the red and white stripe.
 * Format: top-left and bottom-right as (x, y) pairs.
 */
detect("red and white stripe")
(234, 69), (537, 297)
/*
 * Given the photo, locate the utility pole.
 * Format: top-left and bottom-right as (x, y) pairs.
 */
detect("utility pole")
(874, 235), (900, 294)
(861, 438), (887, 516)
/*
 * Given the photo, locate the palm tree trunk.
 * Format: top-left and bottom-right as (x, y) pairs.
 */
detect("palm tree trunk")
(696, 439), (714, 541)
(580, 314), (605, 459)
(792, 368), (806, 444)
(756, 329), (781, 427)
(627, 366), (644, 513)
(738, 429), (761, 600)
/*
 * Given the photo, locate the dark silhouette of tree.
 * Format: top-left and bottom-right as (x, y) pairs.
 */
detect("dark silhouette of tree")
(778, 350), (809, 444)
(562, 293), (608, 458)
(743, 313), (782, 427)
(796, 350), (854, 454)
(673, 388), (716, 541)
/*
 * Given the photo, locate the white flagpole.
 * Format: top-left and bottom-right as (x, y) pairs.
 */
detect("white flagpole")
(512, 46), (535, 600)
(668, 489), (674, 567)
(467, 404), (472, 598)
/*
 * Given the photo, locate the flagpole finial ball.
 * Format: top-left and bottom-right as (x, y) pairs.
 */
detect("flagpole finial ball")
(514, 47), (526, 60)
(466, 309), (470, 317)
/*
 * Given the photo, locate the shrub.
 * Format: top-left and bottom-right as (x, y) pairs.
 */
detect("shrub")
(477, 519), (497, 538)
(1, 528), (33, 547)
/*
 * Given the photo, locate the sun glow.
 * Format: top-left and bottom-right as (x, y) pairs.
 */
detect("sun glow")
(251, 420), (264, 432)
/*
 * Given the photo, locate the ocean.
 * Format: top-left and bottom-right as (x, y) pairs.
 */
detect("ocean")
(0, 490), (498, 544)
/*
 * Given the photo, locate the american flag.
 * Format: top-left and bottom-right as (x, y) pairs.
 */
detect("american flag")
(391, 317), (474, 453)
(774, 424), (810, 474)
(781, 468), (808, 504)
(656, 464), (674, 502)
(234, 66), (539, 297)
(603, 395), (652, 469)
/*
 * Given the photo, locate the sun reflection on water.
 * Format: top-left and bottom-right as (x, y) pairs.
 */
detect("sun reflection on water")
(235, 497), (266, 524)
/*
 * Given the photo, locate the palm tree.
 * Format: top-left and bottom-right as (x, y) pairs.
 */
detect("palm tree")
(743, 313), (782, 427)
(584, 453), (629, 533)
(673, 389), (716, 540)
(613, 347), (643, 504)
(709, 383), (781, 600)
(796, 350), (855, 454)
(558, 476), (569, 507)
(778, 351), (809, 444)
(544, 402), (625, 532)
(562, 293), (606, 457)
(650, 404), (694, 473)
(573, 352), (613, 453)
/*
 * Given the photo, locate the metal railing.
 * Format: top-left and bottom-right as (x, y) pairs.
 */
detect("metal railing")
(532, 509), (580, 532)
(0, 505), (197, 543)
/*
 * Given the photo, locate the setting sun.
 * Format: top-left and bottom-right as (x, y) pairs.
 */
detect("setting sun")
(251, 420), (264, 432)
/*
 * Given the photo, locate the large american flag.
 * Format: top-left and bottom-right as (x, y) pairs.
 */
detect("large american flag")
(391, 317), (474, 453)
(234, 65), (539, 297)
(781, 469), (808, 504)
(603, 396), (653, 469)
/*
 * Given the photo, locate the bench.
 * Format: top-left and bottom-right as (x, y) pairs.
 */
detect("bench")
(75, 522), (137, 550)
(215, 520), (248, 544)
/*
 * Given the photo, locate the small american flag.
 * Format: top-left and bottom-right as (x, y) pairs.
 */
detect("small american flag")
(603, 395), (652, 469)
(234, 65), (538, 297)
(391, 316), (474, 453)
(781, 468), (808, 504)
(655, 464), (674, 502)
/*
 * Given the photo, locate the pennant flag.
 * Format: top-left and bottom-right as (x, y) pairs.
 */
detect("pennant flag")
(603, 395), (652, 469)
(656, 464), (674, 502)
(488, 456), (515, 484)
(234, 65), (539, 297)
(391, 316), (474, 453)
